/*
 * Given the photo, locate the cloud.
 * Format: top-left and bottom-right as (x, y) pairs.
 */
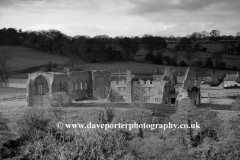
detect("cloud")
(128, 0), (240, 14)
(0, 0), (239, 37)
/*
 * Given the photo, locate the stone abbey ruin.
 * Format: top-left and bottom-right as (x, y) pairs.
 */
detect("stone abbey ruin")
(26, 67), (200, 107)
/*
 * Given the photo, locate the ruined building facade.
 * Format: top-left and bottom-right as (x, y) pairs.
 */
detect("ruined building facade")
(26, 67), (200, 106)
(110, 67), (179, 104)
(27, 70), (110, 106)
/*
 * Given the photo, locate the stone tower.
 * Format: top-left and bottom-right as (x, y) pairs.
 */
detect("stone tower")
(125, 70), (132, 102)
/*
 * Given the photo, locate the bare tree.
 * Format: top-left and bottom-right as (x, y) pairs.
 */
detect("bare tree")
(0, 52), (11, 78)
(221, 43), (230, 54)
(201, 30), (209, 43)
(191, 58), (205, 81)
(212, 52), (223, 69)
(62, 43), (80, 70)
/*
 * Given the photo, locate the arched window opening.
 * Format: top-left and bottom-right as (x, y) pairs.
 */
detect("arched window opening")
(80, 81), (83, 90)
(75, 81), (79, 90)
(34, 76), (49, 95)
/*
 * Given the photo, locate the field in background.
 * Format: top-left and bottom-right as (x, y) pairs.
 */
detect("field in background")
(0, 46), (68, 71)
(77, 61), (238, 77)
(135, 44), (240, 69)
(0, 88), (26, 99)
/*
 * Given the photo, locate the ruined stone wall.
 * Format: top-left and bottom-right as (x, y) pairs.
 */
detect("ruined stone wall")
(69, 71), (92, 100)
(110, 81), (129, 102)
(132, 80), (164, 103)
(162, 80), (177, 105)
(92, 71), (111, 100)
(27, 72), (72, 107)
(27, 72), (54, 107)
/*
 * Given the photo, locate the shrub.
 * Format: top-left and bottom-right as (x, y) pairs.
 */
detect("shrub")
(52, 63), (58, 68)
(43, 92), (70, 120)
(178, 60), (188, 66)
(46, 61), (52, 71)
(39, 66), (49, 72)
(231, 100), (240, 111)
(205, 58), (213, 68)
(144, 53), (153, 62)
(152, 55), (163, 64)
(169, 58), (177, 66)
(162, 56), (171, 64)
(98, 107), (116, 124)
(20, 128), (132, 160)
(218, 61), (226, 69)
(201, 47), (207, 52)
(17, 108), (52, 139)
(232, 66), (238, 71)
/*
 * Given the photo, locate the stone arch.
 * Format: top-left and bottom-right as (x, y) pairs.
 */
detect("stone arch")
(80, 81), (83, 90)
(33, 75), (50, 95)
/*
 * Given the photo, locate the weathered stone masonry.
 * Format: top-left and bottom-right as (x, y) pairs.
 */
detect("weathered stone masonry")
(27, 70), (111, 106)
(110, 67), (178, 104)
(27, 67), (201, 107)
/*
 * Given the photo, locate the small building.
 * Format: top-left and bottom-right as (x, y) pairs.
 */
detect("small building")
(8, 74), (28, 88)
(223, 72), (240, 88)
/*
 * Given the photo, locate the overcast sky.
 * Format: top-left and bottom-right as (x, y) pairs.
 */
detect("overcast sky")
(0, 0), (239, 37)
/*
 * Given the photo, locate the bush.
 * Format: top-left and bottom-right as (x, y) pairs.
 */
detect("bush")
(232, 66), (238, 71)
(20, 128), (132, 160)
(162, 56), (171, 64)
(201, 47), (207, 52)
(98, 107), (116, 124)
(46, 61), (52, 71)
(17, 108), (52, 138)
(178, 61), (188, 66)
(152, 55), (163, 64)
(39, 66), (49, 72)
(169, 58), (177, 66)
(218, 61), (226, 69)
(44, 92), (70, 120)
(144, 53), (153, 62)
(231, 100), (240, 111)
(205, 58), (213, 68)
(53, 63), (58, 68)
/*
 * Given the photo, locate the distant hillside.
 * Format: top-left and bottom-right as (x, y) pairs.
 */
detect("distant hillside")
(0, 46), (68, 71)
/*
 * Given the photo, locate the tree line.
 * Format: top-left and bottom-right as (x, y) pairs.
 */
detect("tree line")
(0, 28), (168, 66)
(0, 28), (240, 71)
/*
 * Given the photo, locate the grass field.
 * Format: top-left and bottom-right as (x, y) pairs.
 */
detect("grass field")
(0, 46), (68, 71)
(135, 43), (240, 69)
(78, 61), (188, 75)
(0, 88), (26, 99)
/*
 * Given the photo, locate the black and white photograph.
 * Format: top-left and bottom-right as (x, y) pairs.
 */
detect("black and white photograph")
(0, 0), (240, 159)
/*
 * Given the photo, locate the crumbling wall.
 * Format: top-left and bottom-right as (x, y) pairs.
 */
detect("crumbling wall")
(70, 70), (92, 100)
(92, 70), (111, 100)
